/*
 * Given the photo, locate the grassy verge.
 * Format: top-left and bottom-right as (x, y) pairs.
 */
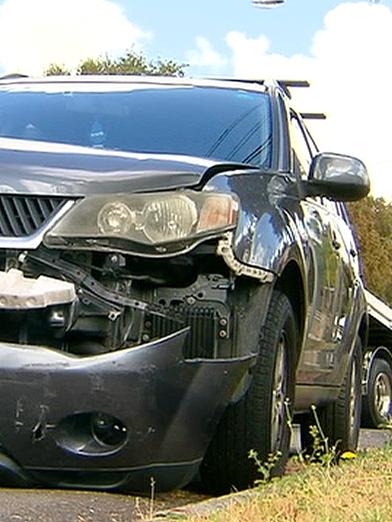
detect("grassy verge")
(172, 448), (392, 522)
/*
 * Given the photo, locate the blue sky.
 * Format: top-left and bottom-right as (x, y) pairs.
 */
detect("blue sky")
(122, 0), (368, 74)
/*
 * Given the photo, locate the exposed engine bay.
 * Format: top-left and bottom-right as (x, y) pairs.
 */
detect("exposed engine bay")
(0, 245), (235, 360)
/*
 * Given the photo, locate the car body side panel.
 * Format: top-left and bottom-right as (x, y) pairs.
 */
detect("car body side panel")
(297, 199), (348, 384)
(296, 198), (366, 390)
(204, 171), (366, 396)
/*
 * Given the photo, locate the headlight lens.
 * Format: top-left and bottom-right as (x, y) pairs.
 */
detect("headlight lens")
(142, 196), (198, 243)
(45, 190), (239, 251)
(98, 202), (135, 235)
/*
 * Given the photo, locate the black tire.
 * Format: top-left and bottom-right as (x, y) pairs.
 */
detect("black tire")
(362, 358), (392, 428)
(318, 336), (362, 453)
(200, 290), (298, 495)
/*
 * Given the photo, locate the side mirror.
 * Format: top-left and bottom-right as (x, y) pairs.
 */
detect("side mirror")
(303, 152), (370, 202)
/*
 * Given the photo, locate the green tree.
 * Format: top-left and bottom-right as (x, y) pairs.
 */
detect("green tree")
(45, 63), (71, 76)
(46, 49), (186, 77)
(348, 196), (392, 304)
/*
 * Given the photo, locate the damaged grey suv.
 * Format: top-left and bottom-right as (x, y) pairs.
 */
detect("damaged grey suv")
(0, 76), (369, 494)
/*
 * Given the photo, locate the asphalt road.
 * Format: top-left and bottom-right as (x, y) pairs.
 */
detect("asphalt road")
(0, 429), (389, 522)
(0, 484), (209, 522)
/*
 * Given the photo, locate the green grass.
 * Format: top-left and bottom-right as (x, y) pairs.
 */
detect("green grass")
(166, 448), (392, 522)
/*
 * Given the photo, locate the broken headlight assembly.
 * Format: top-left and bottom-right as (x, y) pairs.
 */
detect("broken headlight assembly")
(44, 191), (239, 255)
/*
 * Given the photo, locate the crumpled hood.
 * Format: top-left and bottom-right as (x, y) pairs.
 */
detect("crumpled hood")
(0, 138), (250, 197)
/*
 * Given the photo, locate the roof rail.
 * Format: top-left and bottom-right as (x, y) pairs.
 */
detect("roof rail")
(208, 78), (311, 98)
(207, 78), (326, 119)
(300, 112), (326, 120)
(275, 80), (310, 98)
(278, 80), (310, 88)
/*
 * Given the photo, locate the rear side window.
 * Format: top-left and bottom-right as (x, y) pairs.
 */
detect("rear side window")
(0, 85), (272, 168)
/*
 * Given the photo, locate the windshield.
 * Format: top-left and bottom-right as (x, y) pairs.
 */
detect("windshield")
(0, 84), (272, 167)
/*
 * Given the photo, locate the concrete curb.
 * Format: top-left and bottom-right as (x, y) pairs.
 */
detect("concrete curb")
(154, 488), (261, 520)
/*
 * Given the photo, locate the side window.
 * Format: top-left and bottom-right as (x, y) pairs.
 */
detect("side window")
(289, 113), (313, 178)
(276, 94), (290, 171)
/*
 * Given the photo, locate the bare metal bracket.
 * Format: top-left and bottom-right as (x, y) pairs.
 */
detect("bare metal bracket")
(217, 233), (275, 283)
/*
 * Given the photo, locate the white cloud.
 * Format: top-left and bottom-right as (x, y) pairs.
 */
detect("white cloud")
(0, 0), (150, 75)
(226, 31), (312, 80)
(224, 2), (392, 201)
(186, 36), (227, 69)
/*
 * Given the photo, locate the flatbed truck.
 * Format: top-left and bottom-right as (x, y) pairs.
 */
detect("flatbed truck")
(362, 290), (392, 427)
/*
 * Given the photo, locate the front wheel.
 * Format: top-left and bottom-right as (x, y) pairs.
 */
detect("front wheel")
(362, 357), (392, 428)
(200, 289), (298, 495)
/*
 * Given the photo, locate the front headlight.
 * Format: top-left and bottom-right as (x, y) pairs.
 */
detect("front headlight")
(142, 196), (198, 243)
(97, 202), (135, 235)
(45, 190), (239, 254)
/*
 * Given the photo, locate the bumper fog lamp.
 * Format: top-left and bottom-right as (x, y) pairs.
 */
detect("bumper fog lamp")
(91, 412), (128, 447)
(97, 202), (134, 235)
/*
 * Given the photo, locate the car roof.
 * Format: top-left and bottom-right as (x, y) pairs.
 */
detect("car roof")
(0, 76), (324, 121)
(0, 75), (269, 94)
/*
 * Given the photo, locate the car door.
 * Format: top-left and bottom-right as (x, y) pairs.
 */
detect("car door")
(316, 198), (357, 382)
(289, 113), (352, 386)
(324, 200), (361, 369)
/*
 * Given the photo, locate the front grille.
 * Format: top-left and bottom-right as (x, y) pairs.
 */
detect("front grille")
(0, 196), (68, 237)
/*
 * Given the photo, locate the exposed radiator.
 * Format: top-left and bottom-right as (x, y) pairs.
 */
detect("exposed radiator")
(148, 306), (219, 359)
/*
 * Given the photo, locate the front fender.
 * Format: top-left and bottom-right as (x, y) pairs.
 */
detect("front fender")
(204, 170), (307, 277)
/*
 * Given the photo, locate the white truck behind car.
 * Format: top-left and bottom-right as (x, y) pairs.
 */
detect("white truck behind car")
(362, 290), (392, 427)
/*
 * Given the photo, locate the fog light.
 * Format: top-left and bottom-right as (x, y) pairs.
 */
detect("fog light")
(91, 412), (127, 447)
(55, 411), (129, 456)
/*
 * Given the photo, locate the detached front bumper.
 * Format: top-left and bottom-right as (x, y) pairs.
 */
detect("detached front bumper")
(0, 328), (254, 492)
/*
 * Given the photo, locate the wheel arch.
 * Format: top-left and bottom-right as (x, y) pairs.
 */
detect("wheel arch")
(362, 346), (392, 428)
(358, 313), (369, 354)
(363, 345), (392, 396)
(371, 346), (392, 366)
(274, 260), (305, 366)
